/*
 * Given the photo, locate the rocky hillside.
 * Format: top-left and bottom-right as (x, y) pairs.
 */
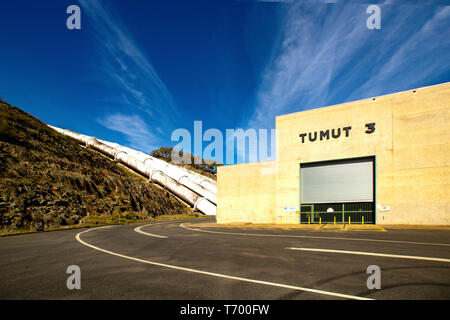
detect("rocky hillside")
(0, 99), (193, 231)
(150, 146), (219, 180)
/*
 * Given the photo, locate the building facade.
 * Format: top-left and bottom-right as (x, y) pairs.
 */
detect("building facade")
(217, 82), (449, 225)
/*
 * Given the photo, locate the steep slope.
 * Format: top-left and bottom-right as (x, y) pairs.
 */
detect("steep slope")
(0, 99), (193, 231)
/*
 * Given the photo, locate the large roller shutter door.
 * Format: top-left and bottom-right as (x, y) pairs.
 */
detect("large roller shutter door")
(300, 158), (373, 204)
(300, 157), (375, 224)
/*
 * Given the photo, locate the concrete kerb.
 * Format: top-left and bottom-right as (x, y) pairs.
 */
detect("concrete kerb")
(378, 224), (450, 231)
(189, 222), (389, 232)
(188, 222), (450, 232)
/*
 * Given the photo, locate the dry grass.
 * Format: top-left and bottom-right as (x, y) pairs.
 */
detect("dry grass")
(0, 214), (211, 237)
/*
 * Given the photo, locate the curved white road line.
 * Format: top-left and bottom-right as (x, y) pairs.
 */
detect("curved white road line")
(75, 227), (372, 300)
(134, 220), (200, 239)
(134, 225), (168, 239)
(287, 248), (450, 263)
(180, 224), (450, 247)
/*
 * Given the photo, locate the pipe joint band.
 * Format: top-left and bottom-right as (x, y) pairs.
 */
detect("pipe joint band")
(177, 175), (188, 185)
(199, 180), (210, 188)
(193, 197), (207, 211)
(86, 137), (97, 147)
(143, 158), (153, 165)
(149, 170), (163, 182)
(114, 150), (127, 161)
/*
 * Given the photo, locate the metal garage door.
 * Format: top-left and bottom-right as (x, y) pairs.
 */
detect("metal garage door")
(300, 157), (375, 224)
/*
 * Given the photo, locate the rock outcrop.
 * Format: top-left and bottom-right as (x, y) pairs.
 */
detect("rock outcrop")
(0, 99), (193, 231)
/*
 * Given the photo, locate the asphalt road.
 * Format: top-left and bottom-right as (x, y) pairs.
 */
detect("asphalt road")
(0, 218), (449, 300)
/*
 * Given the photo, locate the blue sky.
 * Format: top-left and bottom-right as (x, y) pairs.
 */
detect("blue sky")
(0, 0), (449, 164)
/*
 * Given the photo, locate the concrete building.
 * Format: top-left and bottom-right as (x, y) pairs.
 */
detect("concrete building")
(217, 82), (449, 225)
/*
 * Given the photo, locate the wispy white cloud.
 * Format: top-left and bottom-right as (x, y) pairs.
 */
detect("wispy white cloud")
(247, 3), (369, 129)
(79, 0), (179, 149)
(247, 3), (450, 130)
(97, 113), (158, 152)
(348, 6), (450, 99)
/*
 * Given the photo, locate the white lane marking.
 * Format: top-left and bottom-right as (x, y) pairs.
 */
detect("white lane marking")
(134, 220), (201, 239)
(134, 225), (168, 239)
(180, 224), (450, 247)
(75, 228), (372, 300)
(287, 247), (450, 263)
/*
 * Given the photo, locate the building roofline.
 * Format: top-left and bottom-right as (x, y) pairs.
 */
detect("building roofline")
(276, 81), (450, 121)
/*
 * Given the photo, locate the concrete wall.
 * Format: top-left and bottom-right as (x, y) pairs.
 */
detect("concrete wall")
(217, 82), (450, 225)
(217, 161), (276, 224)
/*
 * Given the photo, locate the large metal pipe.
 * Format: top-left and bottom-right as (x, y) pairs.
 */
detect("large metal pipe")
(48, 125), (216, 215)
(97, 139), (217, 203)
(100, 140), (217, 193)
